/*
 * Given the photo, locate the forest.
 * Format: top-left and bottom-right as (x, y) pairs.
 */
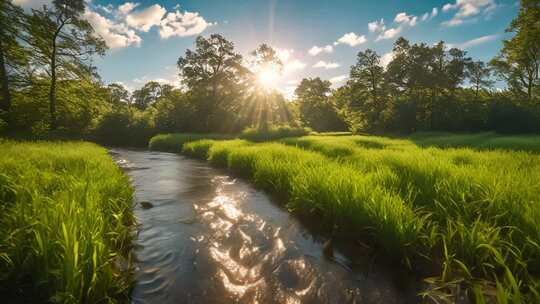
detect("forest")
(1, 0), (539, 143)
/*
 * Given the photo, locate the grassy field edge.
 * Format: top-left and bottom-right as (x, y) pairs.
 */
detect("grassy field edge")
(0, 140), (135, 303)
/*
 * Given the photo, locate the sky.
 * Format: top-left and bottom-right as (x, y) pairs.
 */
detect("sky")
(13, 0), (519, 98)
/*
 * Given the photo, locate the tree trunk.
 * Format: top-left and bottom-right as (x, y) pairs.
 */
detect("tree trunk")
(48, 19), (65, 131)
(49, 46), (57, 130)
(527, 78), (532, 101)
(0, 41), (11, 125)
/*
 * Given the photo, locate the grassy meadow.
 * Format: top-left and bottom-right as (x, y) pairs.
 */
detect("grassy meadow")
(150, 131), (540, 302)
(0, 140), (134, 303)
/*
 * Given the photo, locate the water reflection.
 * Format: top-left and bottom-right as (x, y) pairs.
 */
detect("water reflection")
(112, 149), (413, 304)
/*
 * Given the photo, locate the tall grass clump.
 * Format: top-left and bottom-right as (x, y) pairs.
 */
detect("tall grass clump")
(148, 133), (233, 152)
(0, 140), (134, 303)
(281, 134), (540, 302)
(239, 125), (311, 142)
(409, 132), (540, 153)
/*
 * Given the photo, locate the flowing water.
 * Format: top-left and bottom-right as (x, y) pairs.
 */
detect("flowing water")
(111, 149), (415, 304)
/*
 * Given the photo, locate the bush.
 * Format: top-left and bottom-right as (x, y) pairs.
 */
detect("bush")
(94, 107), (156, 147)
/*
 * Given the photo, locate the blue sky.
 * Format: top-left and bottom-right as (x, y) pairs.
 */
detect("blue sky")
(14, 0), (519, 97)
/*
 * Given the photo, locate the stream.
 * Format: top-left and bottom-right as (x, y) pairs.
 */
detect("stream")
(111, 148), (415, 304)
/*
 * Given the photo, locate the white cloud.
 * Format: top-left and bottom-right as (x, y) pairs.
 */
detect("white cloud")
(376, 27), (402, 41)
(125, 4), (166, 32)
(442, 0), (497, 27)
(308, 45), (333, 56)
(422, 7), (439, 21)
(380, 51), (395, 67)
(118, 2), (139, 15)
(12, 0), (51, 9)
(159, 10), (213, 38)
(335, 32), (367, 47)
(276, 48), (294, 62)
(452, 34), (498, 49)
(442, 18), (464, 26)
(286, 79), (299, 85)
(313, 60), (340, 69)
(442, 3), (454, 12)
(283, 59), (306, 74)
(394, 12), (418, 27)
(368, 19), (386, 32)
(375, 11), (423, 41)
(16, 1), (212, 48)
(84, 9), (142, 49)
(329, 75), (348, 85)
(97, 4), (114, 14)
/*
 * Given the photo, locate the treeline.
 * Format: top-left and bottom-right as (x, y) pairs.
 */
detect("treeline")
(0, 0), (298, 145)
(310, 0), (540, 134)
(0, 0), (539, 144)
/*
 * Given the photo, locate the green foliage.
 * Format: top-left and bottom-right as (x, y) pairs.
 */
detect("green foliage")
(25, 0), (107, 130)
(177, 34), (250, 132)
(0, 0), (28, 125)
(132, 81), (173, 111)
(240, 125), (311, 142)
(94, 106), (156, 147)
(0, 117), (7, 132)
(0, 140), (133, 303)
(148, 133), (233, 152)
(491, 0), (540, 100)
(294, 77), (348, 132)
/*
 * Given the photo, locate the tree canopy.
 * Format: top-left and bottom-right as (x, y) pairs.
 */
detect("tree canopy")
(0, 0), (539, 139)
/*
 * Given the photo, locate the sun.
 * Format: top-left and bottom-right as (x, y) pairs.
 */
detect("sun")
(257, 65), (280, 89)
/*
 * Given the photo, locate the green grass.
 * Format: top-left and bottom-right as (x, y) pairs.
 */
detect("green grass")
(281, 135), (540, 302)
(409, 132), (540, 153)
(239, 126), (311, 142)
(148, 133), (233, 152)
(0, 140), (134, 303)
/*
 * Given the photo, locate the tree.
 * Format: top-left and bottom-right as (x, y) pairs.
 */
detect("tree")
(28, 0), (107, 130)
(0, 1), (28, 126)
(491, 0), (539, 101)
(385, 38), (471, 129)
(154, 90), (196, 132)
(445, 48), (471, 93)
(105, 83), (130, 106)
(347, 49), (387, 130)
(177, 34), (249, 132)
(295, 77), (347, 131)
(132, 81), (166, 110)
(467, 61), (494, 97)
